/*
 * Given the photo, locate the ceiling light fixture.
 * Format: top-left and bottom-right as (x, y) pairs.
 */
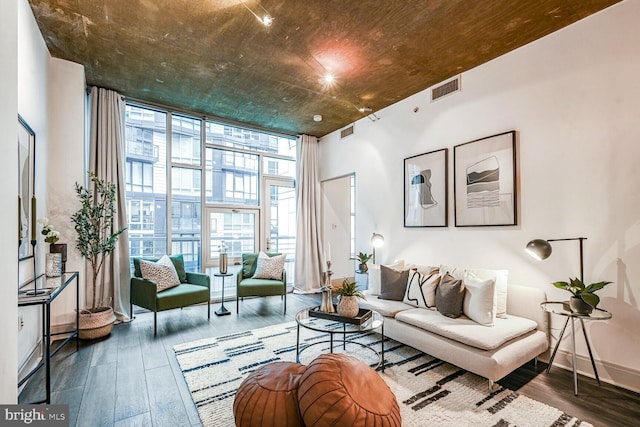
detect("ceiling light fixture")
(358, 106), (372, 113)
(240, 0), (273, 27)
(313, 114), (323, 122)
(323, 74), (335, 84)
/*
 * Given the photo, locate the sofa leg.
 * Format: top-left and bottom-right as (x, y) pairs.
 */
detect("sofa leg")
(154, 312), (157, 337)
(130, 303), (135, 320)
(488, 380), (494, 393)
(534, 357), (538, 369)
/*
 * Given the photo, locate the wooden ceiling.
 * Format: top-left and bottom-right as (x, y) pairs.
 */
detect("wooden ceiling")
(28, 0), (621, 137)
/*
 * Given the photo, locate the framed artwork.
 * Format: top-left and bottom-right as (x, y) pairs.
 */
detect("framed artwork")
(454, 131), (516, 227)
(404, 148), (448, 227)
(18, 115), (36, 260)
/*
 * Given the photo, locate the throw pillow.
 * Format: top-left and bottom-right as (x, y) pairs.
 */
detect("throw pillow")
(462, 272), (497, 326)
(441, 264), (509, 319)
(435, 273), (465, 318)
(169, 254), (188, 283)
(403, 267), (440, 308)
(139, 255), (181, 293)
(378, 265), (410, 301)
(367, 260), (405, 295)
(252, 252), (286, 280)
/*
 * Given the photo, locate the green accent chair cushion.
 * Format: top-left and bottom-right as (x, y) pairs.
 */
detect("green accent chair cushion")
(131, 256), (210, 335)
(237, 253), (287, 314)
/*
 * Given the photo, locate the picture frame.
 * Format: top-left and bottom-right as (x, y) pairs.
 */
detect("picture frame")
(404, 148), (448, 227)
(18, 115), (36, 260)
(454, 131), (516, 227)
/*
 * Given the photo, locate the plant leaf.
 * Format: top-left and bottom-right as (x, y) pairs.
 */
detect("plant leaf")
(585, 281), (612, 293)
(581, 293), (600, 307)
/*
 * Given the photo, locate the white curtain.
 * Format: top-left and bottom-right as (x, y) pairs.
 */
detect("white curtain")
(89, 86), (131, 321)
(294, 135), (325, 293)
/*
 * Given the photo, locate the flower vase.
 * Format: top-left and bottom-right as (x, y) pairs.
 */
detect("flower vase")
(337, 296), (359, 318)
(219, 253), (228, 274)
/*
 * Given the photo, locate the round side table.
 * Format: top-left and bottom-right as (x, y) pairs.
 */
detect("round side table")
(214, 272), (233, 316)
(541, 301), (612, 395)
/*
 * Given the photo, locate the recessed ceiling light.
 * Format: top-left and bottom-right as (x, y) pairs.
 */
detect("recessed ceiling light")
(313, 114), (323, 122)
(262, 15), (273, 26)
(323, 74), (335, 84)
(358, 107), (372, 113)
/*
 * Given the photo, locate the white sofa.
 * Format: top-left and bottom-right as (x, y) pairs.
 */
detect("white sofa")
(359, 266), (549, 389)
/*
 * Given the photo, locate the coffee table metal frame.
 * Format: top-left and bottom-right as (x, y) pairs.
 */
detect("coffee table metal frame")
(295, 307), (385, 370)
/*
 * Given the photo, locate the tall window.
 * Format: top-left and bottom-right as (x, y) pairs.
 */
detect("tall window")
(124, 103), (296, 284)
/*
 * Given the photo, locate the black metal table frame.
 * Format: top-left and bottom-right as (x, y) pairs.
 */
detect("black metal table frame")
(18, 272), (80, 404)
(295, 309), (385, 371)
(214, 272), (233, 316)
(542, 301), (612, 396)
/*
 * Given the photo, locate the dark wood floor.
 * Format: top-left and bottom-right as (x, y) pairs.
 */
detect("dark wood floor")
(20, 293), (640, 427)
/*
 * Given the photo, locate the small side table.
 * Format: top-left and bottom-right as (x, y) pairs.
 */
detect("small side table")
(541, 301), (612, 395)
(214, 272), (233, 316)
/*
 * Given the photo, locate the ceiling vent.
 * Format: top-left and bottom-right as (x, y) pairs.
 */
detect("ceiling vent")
(340, 124), (355, 139)
(431, 75), (461, 102)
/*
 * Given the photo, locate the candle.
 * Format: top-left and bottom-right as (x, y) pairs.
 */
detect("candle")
(326, 242), (332, 262)
(31, 195), (36, 241)
(18, 196), (22, 241)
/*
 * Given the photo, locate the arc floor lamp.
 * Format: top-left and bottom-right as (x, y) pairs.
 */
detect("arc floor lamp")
(525, 237), (587, 282)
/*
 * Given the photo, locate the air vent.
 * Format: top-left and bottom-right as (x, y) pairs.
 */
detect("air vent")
(340, 125), (355, 139)
(431, 76), (461, 102)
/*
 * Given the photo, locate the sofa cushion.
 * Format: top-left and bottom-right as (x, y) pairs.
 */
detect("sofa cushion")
(252, 252), (286, 280)
(379, 265), (409, 301)
(394, 308), (538, 351)
(435, 273), (465, 318)
(441, 264), (509, 319)
(359, 296), (413, 317)
(139, 255), (181, 292)
(462, 273), (496, 326)
(155, 283), (210, 311)
(367, 260), (405, 295)
(403, 267), (440, 308)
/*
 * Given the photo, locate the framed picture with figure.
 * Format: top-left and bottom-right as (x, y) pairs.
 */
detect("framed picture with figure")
(454, 131), (517, 227)
(404, 148), (448, 227)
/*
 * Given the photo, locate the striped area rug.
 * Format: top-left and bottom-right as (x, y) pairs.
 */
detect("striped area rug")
(173, 321), (592, 427)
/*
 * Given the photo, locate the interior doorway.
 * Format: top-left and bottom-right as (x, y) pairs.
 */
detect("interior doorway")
(322, 174), (355, 281)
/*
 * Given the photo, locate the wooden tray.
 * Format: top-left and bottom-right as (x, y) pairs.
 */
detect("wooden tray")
(309, 306), (372, 325)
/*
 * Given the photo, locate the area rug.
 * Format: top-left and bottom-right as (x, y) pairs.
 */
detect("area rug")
(173, 321), (592, 427)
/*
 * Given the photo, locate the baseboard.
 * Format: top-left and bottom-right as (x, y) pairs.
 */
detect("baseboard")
(547, 349), (640, 394)
(18, 341), (43, 394)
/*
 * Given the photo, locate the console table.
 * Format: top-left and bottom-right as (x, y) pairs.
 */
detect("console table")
(18, 272), (80, 404)
(541, 301), (612, 396)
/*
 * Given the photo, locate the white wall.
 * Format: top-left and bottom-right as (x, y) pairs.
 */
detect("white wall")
(319, 1), (640, 392)
(0, 0), (19, 404)
(48, 58), (87, 328)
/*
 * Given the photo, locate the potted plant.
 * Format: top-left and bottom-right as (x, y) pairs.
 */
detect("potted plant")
(553, 277), (612, 314)
(334, 279), (366, 318)
(71, 172), (127, 339)
(356, 252), (373, 273)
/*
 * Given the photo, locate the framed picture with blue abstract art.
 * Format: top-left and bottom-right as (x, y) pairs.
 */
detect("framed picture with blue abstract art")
(404, 148), (448, 227)
(454, 131), (517, 227)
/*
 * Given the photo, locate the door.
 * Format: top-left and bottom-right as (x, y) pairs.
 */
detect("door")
(264, 179), (296, 284)
(204, 207), (259, 268)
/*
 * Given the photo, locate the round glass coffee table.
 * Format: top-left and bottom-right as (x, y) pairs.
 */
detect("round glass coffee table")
(295, 307), (385, 370)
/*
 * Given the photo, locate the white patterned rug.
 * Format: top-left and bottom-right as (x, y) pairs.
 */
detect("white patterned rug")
(173, 321), (592, 427)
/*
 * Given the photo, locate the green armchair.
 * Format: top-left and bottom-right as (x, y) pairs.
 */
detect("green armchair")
(236, 253), (287, 314)
(130, 255), (210, 336)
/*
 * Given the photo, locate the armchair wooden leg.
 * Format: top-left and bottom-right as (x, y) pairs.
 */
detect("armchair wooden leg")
(208, 300), (211, 319)
(154, 312), (157, 337)
(284, 293), (287, 314)
(237, 297), (239, 314)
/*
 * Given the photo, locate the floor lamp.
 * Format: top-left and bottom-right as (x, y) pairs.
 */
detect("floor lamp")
(371, 232), (384, 264)
(525, 237), (587, 282)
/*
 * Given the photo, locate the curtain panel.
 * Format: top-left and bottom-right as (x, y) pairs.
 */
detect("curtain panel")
(89, 86), (131, 320)
(294, 135), (324, 293)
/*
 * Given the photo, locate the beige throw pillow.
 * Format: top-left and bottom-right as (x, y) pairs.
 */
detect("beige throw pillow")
(252, 252), (286, 280)
(140, 255), (181, 293)
(462, 272), (497, 326)
(403, 267), (440, 309)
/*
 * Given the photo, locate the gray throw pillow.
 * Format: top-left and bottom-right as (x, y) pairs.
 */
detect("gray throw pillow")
(435, 273), (465, 318)
(378, 265), (409, 301)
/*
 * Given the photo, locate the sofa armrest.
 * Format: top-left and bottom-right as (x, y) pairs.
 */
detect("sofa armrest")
(186, 272), (210, 289)
(130, 277), (158, 311)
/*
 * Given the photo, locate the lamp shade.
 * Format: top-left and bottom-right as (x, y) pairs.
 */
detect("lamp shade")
(371, 233), (384, 248)
(525, 239), (553, 261)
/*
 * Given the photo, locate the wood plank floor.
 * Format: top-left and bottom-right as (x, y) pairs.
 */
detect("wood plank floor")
(19, 293), (640, 427)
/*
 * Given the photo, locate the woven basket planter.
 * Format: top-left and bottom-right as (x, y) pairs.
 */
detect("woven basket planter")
(79, 306), (115, 340)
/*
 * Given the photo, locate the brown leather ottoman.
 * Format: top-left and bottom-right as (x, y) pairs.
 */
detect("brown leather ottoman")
(233, 361), (307, 427)
(297, 353), (401, 427)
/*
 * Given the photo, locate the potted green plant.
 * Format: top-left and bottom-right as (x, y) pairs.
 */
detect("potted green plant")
(334, 279), (366, 318)
(71, 172), (127, 339)
(553, 277), (612, 314)
(356, 252), (373, 273)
